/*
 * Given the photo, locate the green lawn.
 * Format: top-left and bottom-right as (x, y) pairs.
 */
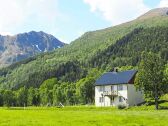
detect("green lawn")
(0, 106), (168, 126)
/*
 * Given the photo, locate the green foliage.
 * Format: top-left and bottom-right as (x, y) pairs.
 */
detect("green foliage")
(1, 90), (15, 107)
(76, 77), (95, 104)
(27, 87), (40, 106)
(89, 27), (168, 69)
(0, 91), (3, 106)
(40, 78), (58, 90)
(1, 16), (168, 89)
(1, 15), (168, 107)
(135, 52), (166, 109)
(118, 66), (137, 71)
(53, 84), (66, 105)
(16, 87), (28, 106)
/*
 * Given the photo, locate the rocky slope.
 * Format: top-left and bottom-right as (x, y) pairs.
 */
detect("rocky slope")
(0, 31), (65, 66)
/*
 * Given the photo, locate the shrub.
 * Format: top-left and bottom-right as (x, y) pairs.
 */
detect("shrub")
(117, 104), (127, 109)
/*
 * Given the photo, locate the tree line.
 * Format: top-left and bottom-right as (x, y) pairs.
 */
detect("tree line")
(0, 27), (168, 109)
(0, 69), (102, 107)
(0, 52), (168, 110)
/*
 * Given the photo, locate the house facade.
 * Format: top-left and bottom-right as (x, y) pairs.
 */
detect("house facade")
(95, 70), (144, 107)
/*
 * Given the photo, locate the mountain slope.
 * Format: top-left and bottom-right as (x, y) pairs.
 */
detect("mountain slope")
(0, 8), (168, 89)
(138, 7), (168, 20)
(0, 31), (65, 67)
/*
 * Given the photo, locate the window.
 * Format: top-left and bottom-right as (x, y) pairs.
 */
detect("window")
(119, 96), (123, 102)
(111, 96), (114, 102)
(118, 85), (123, 90)
(111, 85), (114, 91)
(99, 97), (104, 103)
(99, 86), (105, 92)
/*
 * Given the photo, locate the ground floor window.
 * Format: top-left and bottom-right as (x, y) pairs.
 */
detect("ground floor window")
(99, 97), (104, 103)
(119, 96), (123, 102)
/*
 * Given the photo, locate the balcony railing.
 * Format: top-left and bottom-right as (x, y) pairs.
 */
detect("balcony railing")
(103, 90), (118, 96)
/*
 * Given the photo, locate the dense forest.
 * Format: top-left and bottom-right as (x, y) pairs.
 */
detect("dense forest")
(0, 26), (168, 106)
(0, 68), (102, 106)
(1, 12), (168, 106)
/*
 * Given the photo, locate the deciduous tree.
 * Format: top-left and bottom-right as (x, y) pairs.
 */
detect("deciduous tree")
(135, 52), (166, 110)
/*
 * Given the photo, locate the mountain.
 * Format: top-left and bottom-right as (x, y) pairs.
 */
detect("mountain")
(0, 31), (65, 67)
(138, 7), (168, 20)
(0, 8), (168, 89)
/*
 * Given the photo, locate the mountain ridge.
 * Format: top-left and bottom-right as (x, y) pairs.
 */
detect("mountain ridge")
(138, 7), (168, 20)
(0, 31), (65, 67)
(0, 8), (168, 89)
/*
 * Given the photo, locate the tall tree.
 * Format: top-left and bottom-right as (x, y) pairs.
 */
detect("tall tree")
(53, 85), (65, 105)
(135, 52), (166, 110)
(39, 78), (57, 106)
(76, 77), (95, 104)
(0, 90), (4, 106)
(16, 87), (28, 106)
(3, 90), (15, 107)
(27, 87), (34, 106)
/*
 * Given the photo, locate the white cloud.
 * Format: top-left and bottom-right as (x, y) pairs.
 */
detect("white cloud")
(0, 0), (23, 34)
(84, 0), (150, 25)
(159, 0), (168, 7)
(0, 0), (59, 35)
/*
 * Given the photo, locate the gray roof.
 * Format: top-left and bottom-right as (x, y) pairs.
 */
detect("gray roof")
(95, 70), (137, 86)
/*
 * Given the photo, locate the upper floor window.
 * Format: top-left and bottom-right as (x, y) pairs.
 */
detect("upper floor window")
(99, 86), (105, 92)
(111, 85), (114, 91)
(118, 85), (123, 90)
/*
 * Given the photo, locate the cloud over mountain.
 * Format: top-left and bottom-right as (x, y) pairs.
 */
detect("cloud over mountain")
(0, 0), (59, 35)
(159, 0), (168, 7)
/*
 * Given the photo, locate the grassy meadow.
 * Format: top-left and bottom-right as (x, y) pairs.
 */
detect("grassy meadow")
(0, 103), (168, 126)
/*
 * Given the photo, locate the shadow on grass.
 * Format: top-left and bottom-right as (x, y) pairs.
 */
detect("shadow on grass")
(159, 106), (168, 110)
(145, 100), (168, 110)
(145, 100), (168, 105)
(134, 100), (168, 110)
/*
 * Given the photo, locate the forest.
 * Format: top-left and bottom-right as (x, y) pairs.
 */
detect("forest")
(0, 26), (168, 106)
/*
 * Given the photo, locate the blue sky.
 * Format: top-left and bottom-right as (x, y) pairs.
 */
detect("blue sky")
(144, 0), (160, 7)
(0, 0), (167, 43)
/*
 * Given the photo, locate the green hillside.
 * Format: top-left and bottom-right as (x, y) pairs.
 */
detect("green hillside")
(1, 8), (168, 90)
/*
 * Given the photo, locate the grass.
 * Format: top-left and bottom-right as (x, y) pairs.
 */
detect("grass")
(0, 104), (168, 126)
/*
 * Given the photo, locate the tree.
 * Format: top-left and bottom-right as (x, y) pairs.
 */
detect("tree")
(76, 77), (95, 104)
(53, 84), (65, 105)
(135, 52), (166, 110)
(0, 90), (4, 106)
(39, 88), (50, 105)
(33, 88), (40, 106)
(3, 90), (15, 107)
(16, 87), (28, 106)
(64, 84), (76, 105)
(27, 87), (34, 106)
(39, 78), (57, 106)
(27, 87), (40, 106)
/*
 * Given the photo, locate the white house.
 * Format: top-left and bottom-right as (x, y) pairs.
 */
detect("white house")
(95, 69), (144, 107)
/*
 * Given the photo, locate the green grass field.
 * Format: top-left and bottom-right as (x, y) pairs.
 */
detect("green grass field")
(0, 105), (168, 126)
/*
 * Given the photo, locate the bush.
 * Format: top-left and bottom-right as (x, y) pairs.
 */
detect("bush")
(117, 104), (127, 109)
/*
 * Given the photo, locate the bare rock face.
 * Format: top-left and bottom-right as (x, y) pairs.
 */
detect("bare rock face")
(0, 31), (65, 67)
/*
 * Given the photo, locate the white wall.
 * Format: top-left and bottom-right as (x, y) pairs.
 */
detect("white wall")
(95, 84), (128, 107)
(95, 85), (111, 106)
(95, 84), (144, 107)
(127, 84), (144, 106)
